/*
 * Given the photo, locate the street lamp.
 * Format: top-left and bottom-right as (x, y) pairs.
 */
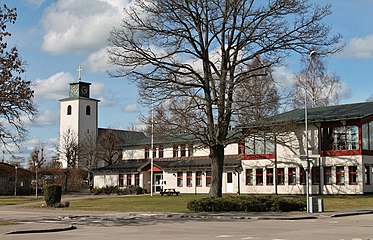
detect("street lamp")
(14, 165), (18, 196)
(305, 50), (317, 213)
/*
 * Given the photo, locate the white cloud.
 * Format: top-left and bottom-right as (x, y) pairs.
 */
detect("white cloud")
(122, 104), (138, 113)
(33, 72), (74, 101)
(84, 48), (115, 73)
(41, 0), (127, 54)
(343, 35), (373, 59)
(22, 109), (59, 127)
(272, 66), (295, 88)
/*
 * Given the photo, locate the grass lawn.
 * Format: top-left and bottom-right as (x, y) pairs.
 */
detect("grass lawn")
(0, 196), (38, 206)
(3, 194), (373, 213)
(64, 194), (373, 213)
(65, 194), (207, 212)
(322, 195), (373, 211)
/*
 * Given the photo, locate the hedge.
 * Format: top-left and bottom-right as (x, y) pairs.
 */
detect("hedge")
(44, 185), (62, 207)
(187, 195), (306, 212)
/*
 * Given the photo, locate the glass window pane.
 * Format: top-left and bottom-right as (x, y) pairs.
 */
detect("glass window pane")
(362, 123), (369, 150)
(334, 127), (346, 150)
(255, 136), (265, 154)
(370, 122), (373, 150)
(265, 135), (275, 154)
(245, 137), (254, 155)
(346, 126), (359, 150)
(266, 168), (273, 185)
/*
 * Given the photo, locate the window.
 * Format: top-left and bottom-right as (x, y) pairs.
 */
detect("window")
(288, 168), (296, 185)
(158, 146), (164, 158)
(256, 168), (263, 185)
(145, 148), (149, 159)
(206, 171), (212, 187)
(349, 166), (357, 185)
(173, 146), (179, 158)
(322, 125), (359, 151)
(362, 121), (373, 150)
(134, 174), (140, 186)
(119, 174), (124, 187)
(311, 167), (320, 185)
(67, 105), (72, 115)
(188, 145), (194, 157)
(177, 172), (183, 187)
(244, 134), (275, 155)
(336, 166), (345, 185)
(323, 166), (332, 185)
(245, 169), (253, 185)
(180, 145), (186, 157)
(86, 105), (91, 115)
(266, 168), (274, 185)
(365, 166), (371, 185)
(276, 168), (285, 185)
(152, 148), (156, 158)
(127, 174), (132, 186)
(186, 171), (192, 187)
(300, 167), (306, 185)
(196, 171), (202, 187)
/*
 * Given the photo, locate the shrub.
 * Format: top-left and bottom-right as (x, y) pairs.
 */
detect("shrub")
(187, 195), (306, 212)
(91, 186), (144, 195)
(44, 185), (62, 207)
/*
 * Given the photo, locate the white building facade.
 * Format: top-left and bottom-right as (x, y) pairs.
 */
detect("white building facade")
(93, 102), (373, 195)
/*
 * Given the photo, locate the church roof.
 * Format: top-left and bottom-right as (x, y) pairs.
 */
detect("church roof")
(243, 101), (373, 128)
(98, 128), (147, 144)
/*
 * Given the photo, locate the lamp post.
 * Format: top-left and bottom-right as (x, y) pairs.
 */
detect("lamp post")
(305, 50), (317, 213)
(150, 100), (154, 196)
(14, 165), (18, 196)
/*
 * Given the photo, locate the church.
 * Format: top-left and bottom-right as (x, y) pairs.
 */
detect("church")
(59, 78), (373, 195)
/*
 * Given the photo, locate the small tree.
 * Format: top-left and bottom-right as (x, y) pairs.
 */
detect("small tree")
(44, 185), (62, 207)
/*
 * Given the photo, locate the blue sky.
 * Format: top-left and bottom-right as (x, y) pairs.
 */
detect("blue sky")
(3, 0), (373, 163)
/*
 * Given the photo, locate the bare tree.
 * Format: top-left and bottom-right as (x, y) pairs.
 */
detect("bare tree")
(29, 146), (46, 170)
(79, 132), (100, 188)
(57, 130), (79, 168)
(109, 0), (341, 197)
(97, 129), (122, 166)
(292, 54), (342, 108)
(235, 58), (280, 125)
(0, 4), (35, 147)
(57, 129), (79, 191)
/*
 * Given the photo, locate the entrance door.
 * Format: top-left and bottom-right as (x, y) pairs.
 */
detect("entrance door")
(154, 174), (163, 192)
(226, 172), (234, 193)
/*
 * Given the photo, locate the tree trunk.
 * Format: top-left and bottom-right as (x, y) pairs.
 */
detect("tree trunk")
(208, 144), (225, 198)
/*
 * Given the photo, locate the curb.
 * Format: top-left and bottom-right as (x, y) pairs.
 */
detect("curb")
(5, 225), (77, 235)
(329, 210), (373, 218)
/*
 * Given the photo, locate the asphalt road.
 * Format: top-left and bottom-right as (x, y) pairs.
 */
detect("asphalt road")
(1, 202), (373, 240)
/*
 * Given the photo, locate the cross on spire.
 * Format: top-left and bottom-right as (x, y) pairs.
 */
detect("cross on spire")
(77, 65), (82, 81)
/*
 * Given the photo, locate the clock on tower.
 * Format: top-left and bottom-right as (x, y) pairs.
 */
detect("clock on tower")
(69, 82), (91, 98)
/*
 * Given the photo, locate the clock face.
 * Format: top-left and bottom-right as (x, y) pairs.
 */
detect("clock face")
(81, 85), (89, 95)
(70, 84), (79, 97)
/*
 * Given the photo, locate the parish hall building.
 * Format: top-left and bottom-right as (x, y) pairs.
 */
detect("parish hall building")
(59, 80), (373, 195)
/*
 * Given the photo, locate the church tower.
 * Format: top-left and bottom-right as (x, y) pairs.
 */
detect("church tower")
(59, 68), (100, 168)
